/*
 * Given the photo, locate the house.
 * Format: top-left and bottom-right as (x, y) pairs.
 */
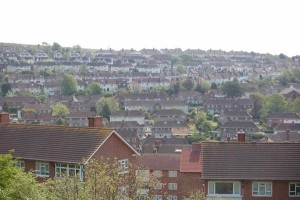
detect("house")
(110, 110), (145, 125)
(65, 111), (96, 127)
(204, 98), (253, 114)
(176, 91), (202, 105)
(35, 50), (49, 61)
(268, 130), (300, 142)
(22, 112), (54, 125)
(153, 109), (186, 122)
(106, 121), (144, 138)
(152, 120), (191, 137)
(0, 114), (139, 181)
(266, 112), (300, 128)
(116, 129), (141, 151)
(201, 140), (300, 200)
(280, 85), (300, 99)
(218, 110), (252, 125)
(221, 121), (259, 141)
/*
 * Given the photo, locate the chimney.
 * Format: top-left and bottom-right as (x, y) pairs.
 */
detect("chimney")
(192, 143), (201, 150)
(0, 112), (10, 123)
(152, 147), (158, 154)
(88, 116), (103, 128)
(237, 130), (245, 142)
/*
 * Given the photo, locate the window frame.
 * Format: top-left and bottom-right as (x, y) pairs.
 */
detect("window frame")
(208, 181), (241, 196)
(118, 159), (129, 173)
(168, 183), (177, 190)
(153, 194), (162, 200)
(252, 181), (272, 197)
(36, 162), (50, 177)
(289, 182), (300, 197)
(168, 195), (177, 200)
(15, 160), (25, 171)
(168, 170), (177, 177)
(55, 163), (83, 181)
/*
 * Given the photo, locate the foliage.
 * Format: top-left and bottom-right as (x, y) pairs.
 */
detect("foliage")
(182, 79), (194, 91)
(184, 189), (206, 200)
(179, 54), (193, 62)
(194, 111), (213, 133)
(52, 102), (69, 118)
(0, 152), (44, 200)
(85, 82), (103, 95)
(52, 42), (62, 52)
(291, 97), (300, 113)
(17, 91), (33, 97)
(1, 83), (12, 97)
(38, 87), (48, 104)
(96, 97), (119, 120)
(195, 80), (210, 94)
(210, 82), (218, 89)
(72, 45), (82, 53)
(43, 158), (161, 200)
(39, 69), (52, 77)
(247, 132), (265, 140)
(221, 78), (244, 97)
(277, 69), (300, 86)
(250, 93), (265, 119)
(260, 93), (288, 119)
(176, 65), (186, 74)
(61, 74), (78, 95)
(3, 102), (9, 112)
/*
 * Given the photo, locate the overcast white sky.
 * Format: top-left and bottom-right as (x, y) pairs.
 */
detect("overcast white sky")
(1, 0), (299, 56)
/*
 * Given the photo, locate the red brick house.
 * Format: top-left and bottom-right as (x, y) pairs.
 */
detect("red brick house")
(0, 113), (139, 181)
(201, 140), (300, 200)
(280, 85), (300, 99)
(266, 112), (300, 128)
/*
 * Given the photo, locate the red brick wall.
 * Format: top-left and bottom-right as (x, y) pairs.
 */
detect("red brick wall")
(178, 172), (204, 199)
(24, 159), (55, 182)
(91, 132), (136, 162)
(243, 180), (300, 200)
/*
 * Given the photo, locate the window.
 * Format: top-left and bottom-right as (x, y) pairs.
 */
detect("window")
(208, 181), (241, 196)
(154, 183), (163, 190)
(168, 195), (177, 200)
(252, 182), (272, 197)
(55, 163), (83, 181)
(168, 170), (177, 177)
(36, 162), (49, 177)
(118, 159), (129, 173)
(154, 195), (162, 200)
(153, 170), (162, 178)
(15, 160), (25, 171)
(289, 182), (300, 197)
(168, 183), (177, 190)
(136, 169), (149, 182)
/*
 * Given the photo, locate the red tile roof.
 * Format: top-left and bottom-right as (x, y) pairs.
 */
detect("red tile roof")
(180, 148), (201, 173)
(201, 142), (300, 180)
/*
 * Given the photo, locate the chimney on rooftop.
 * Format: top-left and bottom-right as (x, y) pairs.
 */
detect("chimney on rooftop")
(0, 112), (10, 123)
(237, 130), (245, 142)
(88, 116), (103, 128)
(192, 143), (201, 150)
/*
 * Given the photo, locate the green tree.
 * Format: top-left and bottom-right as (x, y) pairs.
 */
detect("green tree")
(184, 189), (206, 200)
(210, 82), (218, 89)
(0, 152), (45, 200)
(250, 93), (265, 119)
(176, 65), (186, 74)
(61, 74), (78, 95)
(52, 42), (62, 52)
(260, 93), (288, 119)
(3, 102), (9, 112)
(73, 45), (82, 53)
(38, 87), (48, 104)
(85, 82), (103, 95)
(96, 97), (119, 120)
(1, 83), (12, 97)
(292, 97), (300, 113)
(182, 79), (194, 91)
(52, 102), (69, 118)
(173, 82), (180, 95)
(195, 80), (210, 94)
(222, 79), (244, 97)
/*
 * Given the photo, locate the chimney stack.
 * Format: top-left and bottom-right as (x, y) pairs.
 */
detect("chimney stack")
(192, 143), (201, 150)
(88, 116), (103, 128)
(237, 130), (245, 142)
(0, 112), (10, 123)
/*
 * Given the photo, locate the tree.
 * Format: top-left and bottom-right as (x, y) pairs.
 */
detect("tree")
(184, 189), (206, 200)
(61, 74), (78, 95)
(292, 97), (300, 113)
(38, 87), (48, 104)
(222, 79), (244, 97)
(250, 93), (265, 119)
(73, 45), (82, 53)
(210, 82), (218, 89)
(182, 79), (194, 91)
(1, 83), (12, 97)
(42, 158), (161, 200)
(3, 102), (9, 112)
(96, 97), (119, 120)
(52, 42), (62, 52)
(260, 93), (288, 119)
(176, 65), (186, 74)
(173, 82), (180, 95)
(0, 152), (44, 200)
(85, 82), (103, 95)
(195, 80), (210, 94)
(52, 102), (69, 118)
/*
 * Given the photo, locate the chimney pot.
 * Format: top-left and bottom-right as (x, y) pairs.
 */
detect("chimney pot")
(88, 116), (103, 128)
(237, 130), (246, 142)
(0, 112), (10, 123)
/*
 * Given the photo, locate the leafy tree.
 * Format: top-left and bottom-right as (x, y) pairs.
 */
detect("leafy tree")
(292, 97), (300, 113)
(132, 68), (139, 72)
(184, 189), (206, 200)
(211, 82), (218, 89)
(85, 82), (103, 95)
(195, 80), (210, 94)
(260, 93), (288, 119)
(176, 65), (186, 74)
(250, 93), (265, 119)
(222, 79), (244, 97)
(179, 54), (193, 62)
(61, 74), (78, 95)
(3, 102), (9, 112)
(182, 79), (194, 91)
(43, 158), (161, 200)
(96, 97), (119, 120)
(52, 102), (69, 118)
(0, 152), (44, 200)
(38, 87), (48, 104)
(39, 69), (52, 77)
(79, 65), (88, 76)
(73, 45), (82, 53)
(173, 82), (180, 95)
(52, 42), (62, 52)
(1, 83), (12, 97)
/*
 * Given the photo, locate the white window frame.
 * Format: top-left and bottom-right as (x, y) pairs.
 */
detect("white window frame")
(118, 159), (129, 173)
(154, 182), (163, 190)
(168, 183), (177, 190)
(208, 181), (241, 196)
(168, 195), (177, 200)
(36, 162), (49, 177)
(252, 181), (272, 197)
(168, 170), (177, 177)
(15, 160), (25, 171)
(55, 163), (83, 181)
(289, 182), (300, 197)
(154, 194), (162, 200)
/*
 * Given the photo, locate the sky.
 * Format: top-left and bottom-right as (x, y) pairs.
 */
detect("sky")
(1, 0), (299, 56)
